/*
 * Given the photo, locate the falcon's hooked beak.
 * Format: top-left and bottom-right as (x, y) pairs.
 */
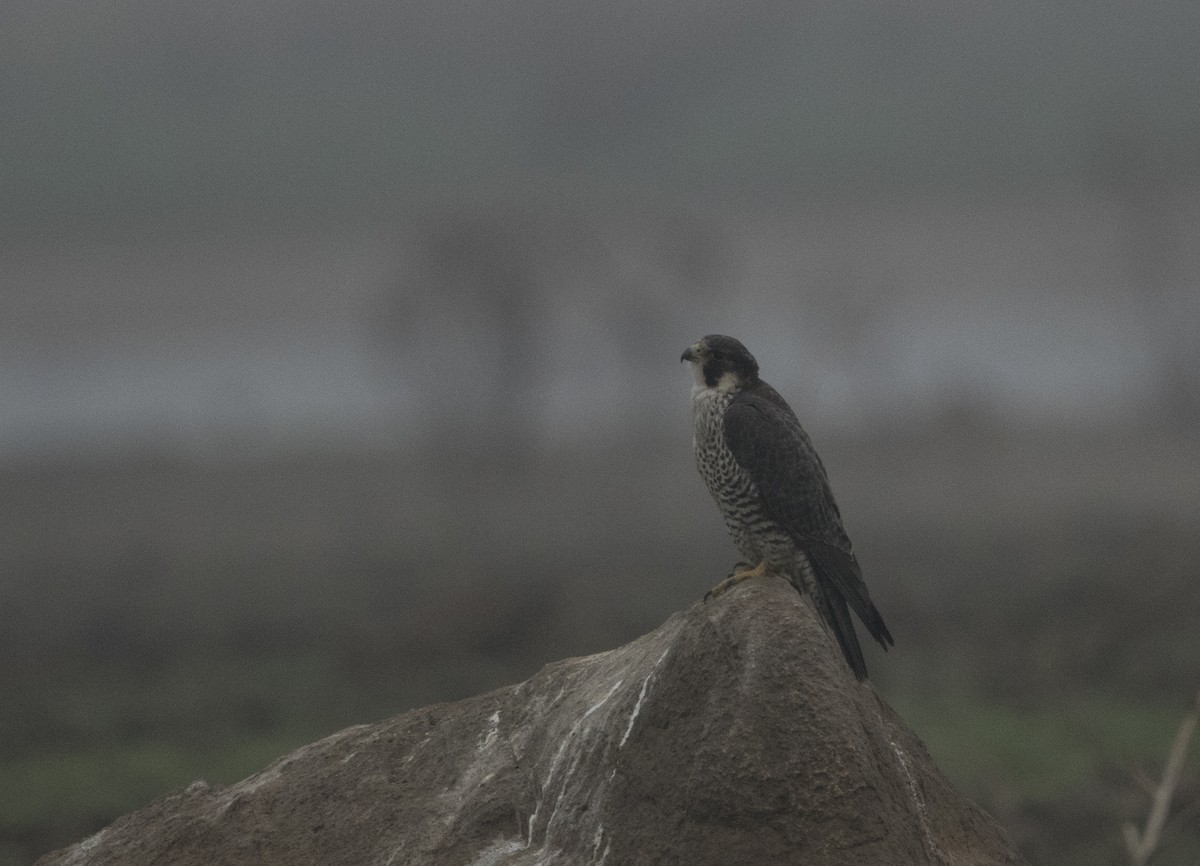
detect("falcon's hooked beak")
(681, 344), (700, 363)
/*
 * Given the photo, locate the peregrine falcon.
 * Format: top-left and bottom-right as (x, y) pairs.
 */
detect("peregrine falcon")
(682, 334), (893, 680)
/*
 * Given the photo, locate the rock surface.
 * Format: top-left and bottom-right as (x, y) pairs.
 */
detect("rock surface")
(39, 576), (1026, 866)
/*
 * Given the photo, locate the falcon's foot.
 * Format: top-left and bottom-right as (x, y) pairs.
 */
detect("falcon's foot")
(703, 560), (770, 603)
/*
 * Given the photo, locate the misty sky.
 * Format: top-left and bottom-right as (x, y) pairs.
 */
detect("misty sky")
(2, 1), (1198, 455)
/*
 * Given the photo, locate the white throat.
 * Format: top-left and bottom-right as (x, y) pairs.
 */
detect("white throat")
(689, 365), (740, 397)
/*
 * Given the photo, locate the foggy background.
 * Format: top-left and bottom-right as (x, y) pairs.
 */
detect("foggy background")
(3, 2), (1198, 864)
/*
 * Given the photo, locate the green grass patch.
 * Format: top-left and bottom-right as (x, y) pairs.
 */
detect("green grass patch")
(892, 690), (1199, 802)
(0, 734), (308, 832)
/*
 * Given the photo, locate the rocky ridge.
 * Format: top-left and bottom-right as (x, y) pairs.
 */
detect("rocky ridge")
(39, 576), (1025, 866)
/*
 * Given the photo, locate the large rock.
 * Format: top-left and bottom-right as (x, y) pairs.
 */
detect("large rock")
(40, 576), (1025, 866)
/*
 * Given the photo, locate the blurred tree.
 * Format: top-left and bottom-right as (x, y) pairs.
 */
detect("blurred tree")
(372, 206), (729, 447)
(374, 207), (546, 460)
(1097, 128), (1200, 430)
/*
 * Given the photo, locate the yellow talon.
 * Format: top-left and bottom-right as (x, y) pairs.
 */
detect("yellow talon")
(704, 560), (769, 603)
(733, 560), (769, 581)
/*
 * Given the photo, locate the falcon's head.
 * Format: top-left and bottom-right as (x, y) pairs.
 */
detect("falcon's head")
(681, 334), (759, 392)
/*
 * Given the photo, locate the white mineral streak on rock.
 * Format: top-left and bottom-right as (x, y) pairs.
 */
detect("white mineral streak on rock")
(621, 646), (671, 747)
(482, 710), (501, 750)
(403, 734), (433, 766)
(889, 737), (946, 865)
(520, 633), (683, 864)
(591, 824), (605, 859)
(60, 826), (106, 866)
(529, 679), (624, 846)
(466, 838), (528, 866)
(443, 710), (509, 810)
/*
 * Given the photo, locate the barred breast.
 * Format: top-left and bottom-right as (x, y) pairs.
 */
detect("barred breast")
(691, 388), (797, 569)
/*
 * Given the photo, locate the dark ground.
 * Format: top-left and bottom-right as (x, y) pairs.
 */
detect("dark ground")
(3, 426), (1199, 865)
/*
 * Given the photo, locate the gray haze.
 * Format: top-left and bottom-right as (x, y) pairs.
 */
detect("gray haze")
(4, 196), (1198, 455)
(4, 4), (1200, 865)
(3, 0), (1199, 455)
